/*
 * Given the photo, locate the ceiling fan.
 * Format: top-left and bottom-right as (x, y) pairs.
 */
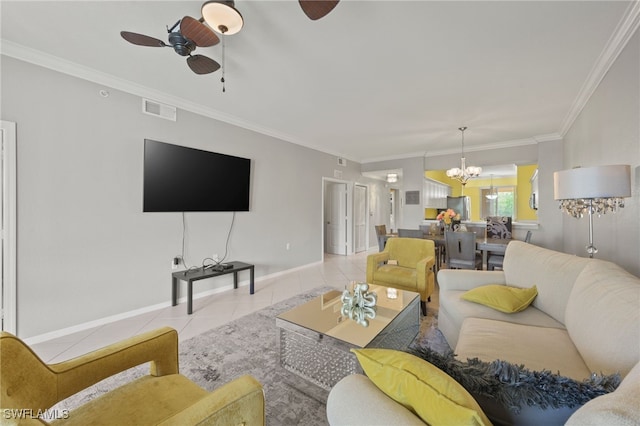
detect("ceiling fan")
(298, 0), (340, 20)
(120, 16), (221, 75)
(120, 0), (338, 79)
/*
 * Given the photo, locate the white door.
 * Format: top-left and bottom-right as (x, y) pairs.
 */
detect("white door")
(326, 183), (347, 255)
(0, 121), (17, 333)
(354, 185), (367, 253)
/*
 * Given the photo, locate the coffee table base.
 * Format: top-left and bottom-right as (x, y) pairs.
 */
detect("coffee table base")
(276, 294), (420, 392)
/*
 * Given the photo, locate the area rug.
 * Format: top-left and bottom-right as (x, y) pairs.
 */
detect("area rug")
(52, 287), (449, 425)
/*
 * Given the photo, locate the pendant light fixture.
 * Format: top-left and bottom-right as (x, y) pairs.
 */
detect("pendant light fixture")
(446, 127), (482, 186)
(486, 175), (498, 200)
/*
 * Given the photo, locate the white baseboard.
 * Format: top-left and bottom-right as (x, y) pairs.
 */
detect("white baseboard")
(23, 260), (323, 345)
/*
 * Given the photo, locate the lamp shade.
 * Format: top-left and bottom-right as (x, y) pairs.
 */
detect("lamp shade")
(202, 0), (244, 35)
(554, 165), (631, 200)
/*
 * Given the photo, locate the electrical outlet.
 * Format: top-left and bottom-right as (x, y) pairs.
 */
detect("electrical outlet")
(172, 256), (181, 270)
(212, 254), (219, 262)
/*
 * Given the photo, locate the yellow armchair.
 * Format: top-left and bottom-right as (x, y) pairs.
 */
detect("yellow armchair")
(366, 237), (435, 315)
(0, 327), (265, 426)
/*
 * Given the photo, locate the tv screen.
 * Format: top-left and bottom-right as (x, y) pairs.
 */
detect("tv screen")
(143, 139), (251, 212)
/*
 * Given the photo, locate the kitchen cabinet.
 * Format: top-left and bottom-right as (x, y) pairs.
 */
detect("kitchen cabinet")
(423, 178), (451, 209)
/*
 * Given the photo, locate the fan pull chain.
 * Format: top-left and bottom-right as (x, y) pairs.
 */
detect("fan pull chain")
(221, 33), (226, 93)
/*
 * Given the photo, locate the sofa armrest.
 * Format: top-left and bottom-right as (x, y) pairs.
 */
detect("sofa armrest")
(437, 270), (506, 292)
(366, 252), (390, 282)
(50, 327), (179, 402)
(158, 375), (265, 426)
(327, 374), (424, 425)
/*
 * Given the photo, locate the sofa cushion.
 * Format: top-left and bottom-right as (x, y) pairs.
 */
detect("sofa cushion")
(352, 348), (491, 426)
(565, 261), (640, 377)
(374, 265), (417, 287)
(53, 374), (209, 425)
(455, 318), (591, 381)
(461, 285), (538, 313)
(503, 241), (590, 324)
(438, 289), (565, 349)
(566, 360), (640, 426)
(409, 346), (620, 426)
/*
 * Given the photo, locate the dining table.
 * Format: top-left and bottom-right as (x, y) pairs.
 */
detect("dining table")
(380, 232), (513, 270)
(420, 233), (513, 270)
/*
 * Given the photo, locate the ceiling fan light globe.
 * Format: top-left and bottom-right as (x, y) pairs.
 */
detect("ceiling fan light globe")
(202, 1), (244, 35)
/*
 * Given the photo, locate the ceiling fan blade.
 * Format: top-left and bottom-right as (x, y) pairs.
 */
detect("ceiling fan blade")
(187, 55), (221, 74)
(120, 31), (166, 47)
(180, 16), (220, 47)
(299, 0), (339, 20)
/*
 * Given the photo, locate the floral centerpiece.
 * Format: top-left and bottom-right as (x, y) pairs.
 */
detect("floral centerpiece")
(437, 208), (460, 225)
(436, 209), (460, 229)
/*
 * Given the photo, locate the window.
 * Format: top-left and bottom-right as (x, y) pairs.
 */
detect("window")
(481, 186), (515, 219)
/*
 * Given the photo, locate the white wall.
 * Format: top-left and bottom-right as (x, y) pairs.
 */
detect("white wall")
(1, 57), (374, 338)
(561, 30), (640, 277)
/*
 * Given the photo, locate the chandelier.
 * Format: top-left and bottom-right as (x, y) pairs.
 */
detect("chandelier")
(554, 164), (631, 258)
(446, 127), (482, 186)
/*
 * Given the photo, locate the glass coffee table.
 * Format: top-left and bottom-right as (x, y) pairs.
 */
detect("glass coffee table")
(275, 284), (420, 393)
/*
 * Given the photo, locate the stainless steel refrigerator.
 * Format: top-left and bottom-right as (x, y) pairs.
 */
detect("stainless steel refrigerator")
(446, 196), (470, 221)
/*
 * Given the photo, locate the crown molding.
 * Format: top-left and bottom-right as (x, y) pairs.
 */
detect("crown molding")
(0, 40), (361, 163)
(533, 133), (563, 143)
(559, 0), (640, 136)
(360, 135), (542, 164)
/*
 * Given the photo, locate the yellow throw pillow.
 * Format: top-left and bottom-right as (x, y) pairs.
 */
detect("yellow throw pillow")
(461, 285), (538, 313)
(352, 348), (492, 426)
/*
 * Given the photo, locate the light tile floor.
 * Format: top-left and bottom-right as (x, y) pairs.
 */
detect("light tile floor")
(30, 250), (375, 364)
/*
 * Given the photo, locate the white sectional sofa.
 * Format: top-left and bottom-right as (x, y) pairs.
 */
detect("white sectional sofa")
(327, 241), (640, 425)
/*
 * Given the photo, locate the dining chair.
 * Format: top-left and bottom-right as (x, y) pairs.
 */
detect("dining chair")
(375, 225), (388, 251)
(488, 230), (533, 270)
(445, 231), (482, 270)
(397, 228), (425, 238)
(524, 230), (533, 243)
(420, 225), (444, 272)
(486, 216), (513, 239)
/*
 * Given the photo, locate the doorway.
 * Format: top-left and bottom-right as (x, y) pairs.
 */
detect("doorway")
(0, 121), (17, 333)
(324, 181), (348, 255)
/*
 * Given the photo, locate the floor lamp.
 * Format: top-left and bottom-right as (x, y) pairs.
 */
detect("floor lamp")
(553, 165), (631, 258)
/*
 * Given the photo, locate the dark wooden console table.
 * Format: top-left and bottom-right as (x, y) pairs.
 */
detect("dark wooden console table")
(171, 261), (255, 314)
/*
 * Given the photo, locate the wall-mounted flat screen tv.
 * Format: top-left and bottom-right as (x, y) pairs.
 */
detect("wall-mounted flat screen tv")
(143, 139), (251, 212)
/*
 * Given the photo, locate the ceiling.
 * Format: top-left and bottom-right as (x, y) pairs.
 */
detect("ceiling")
(1, 1), (635, 163)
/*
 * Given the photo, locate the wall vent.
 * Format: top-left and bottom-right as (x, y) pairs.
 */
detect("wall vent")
(337, 157), (347, 167)
(142, 99), (177, 121)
